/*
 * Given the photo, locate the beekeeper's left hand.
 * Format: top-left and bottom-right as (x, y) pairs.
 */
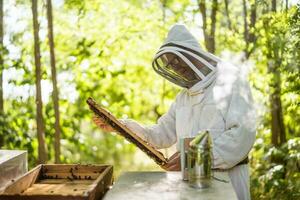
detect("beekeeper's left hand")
(162, 152), (181, 171)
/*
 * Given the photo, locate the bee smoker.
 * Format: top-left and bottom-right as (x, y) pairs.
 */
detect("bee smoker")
(179, 137), (194, 181)
(187, 130), (212, 188)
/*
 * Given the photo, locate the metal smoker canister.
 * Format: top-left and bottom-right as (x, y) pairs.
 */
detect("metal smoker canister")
(187, 130), (212, 188)
(180, 137), (194, 181)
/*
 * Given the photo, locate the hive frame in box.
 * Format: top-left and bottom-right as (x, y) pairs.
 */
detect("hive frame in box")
(0, 164), (113, 200)
(86, 97), (168, 167)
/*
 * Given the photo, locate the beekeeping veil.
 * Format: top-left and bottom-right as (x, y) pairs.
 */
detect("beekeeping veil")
(152, 24), (221, 90)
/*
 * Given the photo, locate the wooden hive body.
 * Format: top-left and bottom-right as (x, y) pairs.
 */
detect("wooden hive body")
(0, 164), (113, 200)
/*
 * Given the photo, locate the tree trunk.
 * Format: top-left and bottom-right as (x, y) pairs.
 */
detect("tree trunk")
(0, 0), (3, 115)
(32, 0), (47, 164)
(243, 0), (257, 58)
(248, 1), (257, 57)
(209, 0), (218, 54)
(46, 0), (61, 163)
(198, 0), (208, 49)
(269, 61), (286, 146)
(224, 0), (232, 30)
(270, 68), (286, 146)
(242, 0), (249, 57)
(268, 0), (286, 147)
(198, 0), (218, 54)
(272, 0), (276, 12)
(0, 0), (4, 148)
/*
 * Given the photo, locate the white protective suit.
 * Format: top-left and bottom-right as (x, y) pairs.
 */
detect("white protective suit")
(123, 24), (256, 200)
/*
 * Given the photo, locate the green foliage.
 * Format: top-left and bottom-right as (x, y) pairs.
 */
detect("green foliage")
(249, 5), (300, 199)
(251, 5), (300, 140)
(0, 1), (299, 198)
(0, 98), (38, 166)
(1, 0), (180, 176)
(250, 138), (300, 200)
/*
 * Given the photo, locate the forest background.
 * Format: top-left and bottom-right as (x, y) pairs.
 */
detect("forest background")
(0, 0), (299, 199)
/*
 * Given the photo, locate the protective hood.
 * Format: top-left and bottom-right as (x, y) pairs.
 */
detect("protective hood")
(152, 24), (221, 94)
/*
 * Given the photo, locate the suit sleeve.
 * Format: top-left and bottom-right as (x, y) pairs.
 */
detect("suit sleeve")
(121, 101), (177, 149)
(212, 79), (256, 169)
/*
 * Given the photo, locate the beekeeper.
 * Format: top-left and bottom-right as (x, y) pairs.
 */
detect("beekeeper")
(93, 24), (256, 200)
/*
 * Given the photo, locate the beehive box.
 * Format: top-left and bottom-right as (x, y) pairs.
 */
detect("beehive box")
(0, 164), (113, 200)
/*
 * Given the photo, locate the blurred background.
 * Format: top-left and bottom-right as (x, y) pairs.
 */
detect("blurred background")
(0, 0), (299, 199)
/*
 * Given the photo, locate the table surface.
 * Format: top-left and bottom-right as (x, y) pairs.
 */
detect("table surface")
(103, 171), (237, 200)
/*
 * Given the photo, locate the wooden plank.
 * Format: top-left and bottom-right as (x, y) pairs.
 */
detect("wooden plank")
(86, 166), (113, 200)
(42, 164), (108, 173)
(39, 172), (99, 180)
(86, 97), (168, 166)
(22, 180), (93, 196)
(40, 164), (107, 180)
(37, 179), (94, 184)
(1, 165), (42, 194)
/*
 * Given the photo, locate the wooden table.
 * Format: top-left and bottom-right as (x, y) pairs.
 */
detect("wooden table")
(103, 171), (237, 200)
